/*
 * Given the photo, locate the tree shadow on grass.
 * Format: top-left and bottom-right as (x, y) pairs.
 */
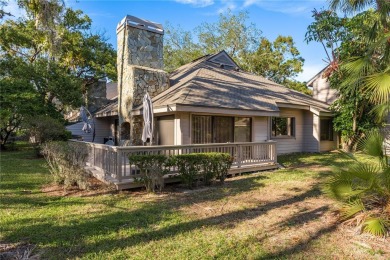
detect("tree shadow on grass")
(278, 205), (330, 229)
(278, 151), (352, 169)
(3, 181), (325, 259)
(258, 224), (338, 260)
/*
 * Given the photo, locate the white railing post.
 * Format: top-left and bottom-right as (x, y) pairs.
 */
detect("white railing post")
(117, 150), (122, 182)
(273, 142), (277, 163)
(92, 145), (95, 166)
(237, 144), (242, 168)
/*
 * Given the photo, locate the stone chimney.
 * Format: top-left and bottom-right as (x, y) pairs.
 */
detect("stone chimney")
(116, 15), (170, 145)
(86, 80), (109, 113)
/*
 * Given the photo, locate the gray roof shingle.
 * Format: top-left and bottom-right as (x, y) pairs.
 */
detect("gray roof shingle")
(95, 51), (331, 117)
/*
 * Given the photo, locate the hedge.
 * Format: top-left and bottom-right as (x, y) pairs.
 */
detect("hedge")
(128, 152), (233, 191)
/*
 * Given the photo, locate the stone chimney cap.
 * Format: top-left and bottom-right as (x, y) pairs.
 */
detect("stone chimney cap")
(117, 15), (164, 35)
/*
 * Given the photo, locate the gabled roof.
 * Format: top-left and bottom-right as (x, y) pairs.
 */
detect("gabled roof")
(95, 51), (331, 117)
(306, 65), (329, 87)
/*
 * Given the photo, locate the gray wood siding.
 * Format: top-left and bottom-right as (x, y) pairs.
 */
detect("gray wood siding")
(176, 112), (191, 145)
(272, 109), (323, 154)
(303, 111), (320, 152)
(272, 108), (304, 154)
(66, 118), (112, 144)
(253, 116), (268, 141)
(312, 75), (338, 104)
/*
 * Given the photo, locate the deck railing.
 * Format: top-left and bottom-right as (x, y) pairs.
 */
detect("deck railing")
(69, 140), (277, 183)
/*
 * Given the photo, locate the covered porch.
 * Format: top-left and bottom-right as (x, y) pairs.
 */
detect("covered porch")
(73, 140), (278, 190)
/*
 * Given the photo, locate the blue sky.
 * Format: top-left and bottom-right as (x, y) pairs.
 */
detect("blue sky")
(5, 0), (331, 81)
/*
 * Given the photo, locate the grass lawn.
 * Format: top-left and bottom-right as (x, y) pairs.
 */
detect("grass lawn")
(1, 147), (389, 259)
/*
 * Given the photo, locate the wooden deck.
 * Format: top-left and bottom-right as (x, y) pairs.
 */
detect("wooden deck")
(72, 141), (278, 190)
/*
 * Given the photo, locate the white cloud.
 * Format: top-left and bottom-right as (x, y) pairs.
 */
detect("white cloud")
(174, 0), (215, 7)
(242, 0), (326, 15)
(296, 62), (327, 82)
(217, 0), (236, 13)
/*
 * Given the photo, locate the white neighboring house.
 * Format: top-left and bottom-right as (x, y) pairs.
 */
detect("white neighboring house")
(306, 67), (338, 105)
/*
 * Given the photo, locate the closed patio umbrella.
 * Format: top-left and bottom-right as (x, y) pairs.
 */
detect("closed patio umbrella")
(142, 92), (154, 144)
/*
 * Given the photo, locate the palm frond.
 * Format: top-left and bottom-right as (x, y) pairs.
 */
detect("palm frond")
(365, 68), (390, 104)
(370, 102), (390, 123)
(363, 217), (388, 236)
(357, 129), (385, 158)
(342, 57), (370, 76)
(347, 162), (380, 181)
(329, 0), (376, 14)
(327, 174), (366, 200)
(340, 199), (365, 219)
(339, 57), (375, 91)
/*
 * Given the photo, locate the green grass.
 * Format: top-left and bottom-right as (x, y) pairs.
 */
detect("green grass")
(1, 147), (388, 259)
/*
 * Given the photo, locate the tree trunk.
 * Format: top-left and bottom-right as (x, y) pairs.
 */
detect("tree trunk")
(0, 130), (11, 151)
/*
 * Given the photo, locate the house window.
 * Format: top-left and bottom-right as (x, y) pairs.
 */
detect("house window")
(235, 117), (251, 142)
(192, 115), (251, 144)
(320, 119), (334, 141)
(213, 116), (234, 143)
(192, 115), (213, 144)
(271, 117), (295, 137)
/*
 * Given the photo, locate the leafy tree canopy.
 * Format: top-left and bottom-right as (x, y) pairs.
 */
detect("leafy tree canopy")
(0, 0), (116, 149)
(164, 10), (308, 94)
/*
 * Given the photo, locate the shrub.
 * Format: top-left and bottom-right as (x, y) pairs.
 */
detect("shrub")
(128, 152), (234, 190)
(201, 153), (233, 184)
(41, 141), (90, 189)
(24, 115), (71, 156)
(172, 154), (205, 188)
(173, 153), (233, 188)
(128, 154), (171, 192)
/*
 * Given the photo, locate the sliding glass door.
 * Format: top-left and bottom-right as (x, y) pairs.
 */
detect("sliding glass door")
(192, 115), (251, 144)
(213, 116), (234, 143)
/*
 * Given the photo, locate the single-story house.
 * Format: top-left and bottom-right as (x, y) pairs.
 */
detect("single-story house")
(67, 15), (338, 155)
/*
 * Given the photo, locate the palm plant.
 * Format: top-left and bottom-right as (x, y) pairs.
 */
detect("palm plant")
(326, 130), (390, 236)
(329, 0), (390, 106)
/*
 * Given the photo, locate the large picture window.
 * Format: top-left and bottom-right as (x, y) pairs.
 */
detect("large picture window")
(320, 119), (334, 141)
(271, 117), (295, 137)
(192, 115), (251, 144)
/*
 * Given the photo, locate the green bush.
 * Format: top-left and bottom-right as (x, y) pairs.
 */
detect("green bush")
(172, 154), (204, 188)
(25, 115), (70, 144)
(24, 115), (71, 156)
(128, 152), (233, 190)
(41, 141), (90, 189)
(173, 153), (233, 188)
(201, 153), (233, 184)
(128, 154), (171, 192)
